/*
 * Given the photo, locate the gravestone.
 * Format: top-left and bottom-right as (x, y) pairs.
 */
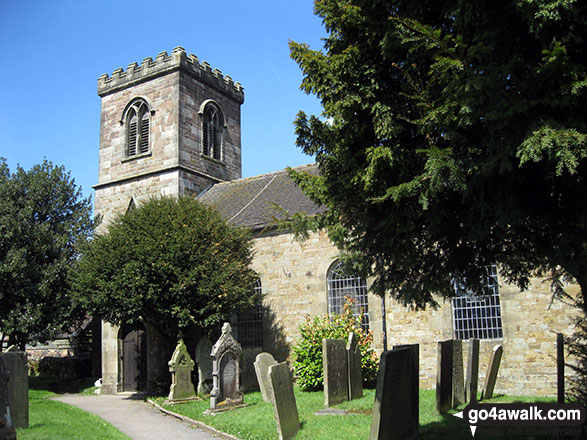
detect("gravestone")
(436, 339), (464, 414)
(268, 362), (300, 440)
(0, 357), (16, 440)
(465, 338), (480, 403)
(242, 347), (262, 392)
(168, 339), (197, 402)
(254, 352), (277, 403)
(481, 345), (503, 400)
(557, 333), (564, 404)
(1, 347), (28, 429)
(370, 345), (419, 440)
(209, 323), (244, 411)
(194, 336), (213, 395)
(347, 333), (363, 400)
(323, 338), (348, 407)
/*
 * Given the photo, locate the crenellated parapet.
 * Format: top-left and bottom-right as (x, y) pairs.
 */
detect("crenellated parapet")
(97, 46), (244, 102)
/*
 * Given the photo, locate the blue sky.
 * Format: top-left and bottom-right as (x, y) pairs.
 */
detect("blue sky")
(0, 1), (326, 203)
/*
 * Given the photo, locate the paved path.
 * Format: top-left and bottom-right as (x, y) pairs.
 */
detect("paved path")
(54, 394), (234, 440)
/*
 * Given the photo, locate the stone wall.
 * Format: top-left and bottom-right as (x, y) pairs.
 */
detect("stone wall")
(254, 230), (579, 397)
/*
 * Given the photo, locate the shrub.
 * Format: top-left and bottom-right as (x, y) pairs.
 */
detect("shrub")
(566, 308), (587, 405)
(292, 298), (378, 391)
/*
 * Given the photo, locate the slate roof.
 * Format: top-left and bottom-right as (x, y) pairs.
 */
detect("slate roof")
(198, 164), (325, 230)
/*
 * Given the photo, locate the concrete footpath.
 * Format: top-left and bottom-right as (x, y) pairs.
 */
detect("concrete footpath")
(54, 394), (236, 440)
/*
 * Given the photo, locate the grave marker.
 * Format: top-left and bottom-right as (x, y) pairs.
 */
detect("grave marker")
(481, 345), (503, 400)
(436, 339), (464, 413)
(347, 333), (363, 400)
(168, 339), (197, 402)
(323, 339), (348, 407)
(209, 323), (244, 411)
(0, 357), (16, 440)
(557, 333), (564, 404)
(242, 347), (262, 392)
(194, 336), (213, 395)
(370, 345), (419, 440)
(1, 347), (28, 429)
(268, 362), (300, 440)
(465, 338), (480, 403)
(254, 352), (277, 403)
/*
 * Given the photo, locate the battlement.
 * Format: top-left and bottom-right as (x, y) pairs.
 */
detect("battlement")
(97, 46), (244, 103)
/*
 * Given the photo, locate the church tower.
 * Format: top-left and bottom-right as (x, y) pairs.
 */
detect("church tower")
(94, 47), (244, 393)
(94, 46), (244, 232)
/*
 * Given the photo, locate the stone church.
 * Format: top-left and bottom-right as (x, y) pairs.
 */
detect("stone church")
(94, 47), (579, 396)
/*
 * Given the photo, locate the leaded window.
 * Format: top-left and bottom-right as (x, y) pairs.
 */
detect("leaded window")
(235, 278), (263, 348)
(327, 261), (369, 331)
(125, 99), (150, 157)
(452, 264), (503, 340)
(202, 103), (223, 161)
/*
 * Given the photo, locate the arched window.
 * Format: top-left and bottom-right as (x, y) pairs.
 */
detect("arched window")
(235, 278), (263, 348)
(201, 101), (223, 161)
(327, 261), (369, 331)
(124, 99), (150, 157)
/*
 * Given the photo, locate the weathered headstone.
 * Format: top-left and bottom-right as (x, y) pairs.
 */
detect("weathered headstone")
(268, 362), (300, 440)
(194, 336), (213, 395)
(481, 344), (503, 400)
(370, 345), (419, 440)
(242, 347), (262, 392)
(0, 357), (16, 440)
(209, 323), (244, 411)
(465, 338), (480, 403)
(436, 339), (464, 413)
(347, 332), (363, 400)
(323, 338), (348, 407)
(168, 339), (197, 403)
(254, 352), (277, 403)
(1, 347), (28, 429)
(557, 333), (564, 404)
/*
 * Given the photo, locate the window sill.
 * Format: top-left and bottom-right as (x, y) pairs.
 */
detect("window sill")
(200, 153), (225, 166)
(122, 151), (152, 163)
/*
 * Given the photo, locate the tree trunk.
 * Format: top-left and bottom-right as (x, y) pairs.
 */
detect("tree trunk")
(574, 270), (587, 315)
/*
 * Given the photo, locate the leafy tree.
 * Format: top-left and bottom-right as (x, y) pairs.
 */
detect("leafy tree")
(71, 196), (257, 340)
(289, 0), (587, 311)
(0, 158), (94, 349)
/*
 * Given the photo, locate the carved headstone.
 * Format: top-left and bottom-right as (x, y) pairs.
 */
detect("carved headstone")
(370, 345), (419, 440)
(1, 347), (28, 429)
(481, 345), (503, 400)
(254, 352), (278, 403)
(209, 323), (243, 411)
(195, 336), (213, 395)
(347, 332), (363, 400)
(268, 362), (300, 440)
(168, 339), (197, 402)
(436, 339), (464, 414)
(323, 338), (348, 407)
(0, 357), (16, 440)
(465, 338), (480, 403)
(242, 347), (262, 392)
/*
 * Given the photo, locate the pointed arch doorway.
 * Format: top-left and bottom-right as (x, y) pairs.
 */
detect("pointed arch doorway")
(118, 323), (147, 392)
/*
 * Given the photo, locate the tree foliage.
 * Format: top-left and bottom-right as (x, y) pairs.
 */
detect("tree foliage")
(72, 196), (257, 339)
(0, 158), (94, 349)
(289, 0), (587, 310)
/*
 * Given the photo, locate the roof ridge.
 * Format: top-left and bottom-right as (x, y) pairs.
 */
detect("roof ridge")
(213, 163), (316, 187)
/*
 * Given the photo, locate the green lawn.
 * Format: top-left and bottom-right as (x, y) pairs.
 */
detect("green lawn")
(154, 388), (562, 440)
(16, 377), (130, 440)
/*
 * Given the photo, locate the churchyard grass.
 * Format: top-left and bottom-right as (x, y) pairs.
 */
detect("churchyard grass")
(156, 387), (557, 440)
(16, 376), (129, 440)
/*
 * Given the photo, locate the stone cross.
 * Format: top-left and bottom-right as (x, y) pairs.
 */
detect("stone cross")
(268, 362), (300, 440)
(0, 357), (16, 440)
(194, 336), (213, 395)
(481, 344), (503, 400)
(465, 338), (480, 403)
(323, 338), (349, 407)
(168, 339), (197, 402)
(209, 323), (243, 410)
(347, 332), (363, 400)
(254, 352), (278, 402)
(370, 345), (419, 440)
(1, 347), (28, 429)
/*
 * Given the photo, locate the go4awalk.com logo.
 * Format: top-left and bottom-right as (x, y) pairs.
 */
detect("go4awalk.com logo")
(453, 403), (586, 437)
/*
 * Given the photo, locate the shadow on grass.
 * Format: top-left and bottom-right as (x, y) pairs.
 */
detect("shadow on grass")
(29, 375), (98, 394)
